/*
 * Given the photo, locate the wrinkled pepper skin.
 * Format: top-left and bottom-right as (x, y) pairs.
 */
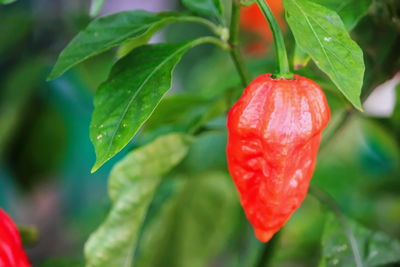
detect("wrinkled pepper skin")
(227, 74), (330, 242)
(0, 209), (31, 267)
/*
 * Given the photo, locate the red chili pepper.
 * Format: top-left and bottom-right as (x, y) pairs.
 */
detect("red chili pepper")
(240, 0), (285, 56)
(226, 74), (330, 242)
(0, 209), (31, 267)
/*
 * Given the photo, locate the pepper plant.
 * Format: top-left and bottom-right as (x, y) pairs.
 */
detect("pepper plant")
(46, 0), (400, 266)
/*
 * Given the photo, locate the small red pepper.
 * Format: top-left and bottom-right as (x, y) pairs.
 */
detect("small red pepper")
(227, 74), (330, 242)
(0, 209), (31, 267)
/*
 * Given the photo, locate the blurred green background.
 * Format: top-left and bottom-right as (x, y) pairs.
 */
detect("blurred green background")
(0, 0), (399, 266)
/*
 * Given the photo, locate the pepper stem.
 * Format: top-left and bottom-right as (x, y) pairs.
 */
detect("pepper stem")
(256, 0), (293, 79)
(229, 0), (251, 87)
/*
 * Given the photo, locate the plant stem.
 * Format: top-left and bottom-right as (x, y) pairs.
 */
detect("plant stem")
(193, 36), (230, 50)
(309, 186), (363, 267)
(231, 49), (250, 87)
(229, 0), (250, 87)
(256, 0), (292, 78)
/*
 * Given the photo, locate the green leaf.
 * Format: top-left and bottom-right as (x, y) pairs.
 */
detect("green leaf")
(134, 171), (238, 267)
(182, 0), (223, 18)
(182, 132), (228, 172)
(392, 83), (400, 130)
(294, 0), (372, 70)
(310, 0), (372, 30)
(240, 0), (257, 6)
(48, 10), (180, 80)
(0, 10), (31, 58)
(0, 58), (44, 155)
(116, 34), (155, 59)
(319, 213), (400, 267)
(90, 39), (212, 172)
(90, 0), (106, 17)
(0, 0), (16, 4)
(108, 133), (192, 201)
(84, 133), (191, 267)
(284, 0), (365, 110)
(143, 94), (211, 132)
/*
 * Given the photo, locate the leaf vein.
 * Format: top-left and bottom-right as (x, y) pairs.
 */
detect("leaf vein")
(291, 0), (340, 87)
(103, 43), (190, 159)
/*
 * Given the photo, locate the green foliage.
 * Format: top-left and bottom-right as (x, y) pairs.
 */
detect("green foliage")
(0, 9), (31, 57)
(134, 171), (238, 267)
(90, 40), (210, 172)
(182, 0), (223, 19)
(48, 11), (181, 80)
(33, 0), (400, 266)
(182, 132), (228, 172)
(0, 0), (16, 4)
(311, 0), (372, 30)
(320, 213), (400, 267)
(284, 0), (365, 110)
(392, 83), (400, 131)
(293, 0), (372, 70)
(240, 0), (257, 6)
(84, 133), (191, 267)
(18, 225), (39, 246)
(39, 258), (84, 267)
(143, 94), (210, 133)
(293, 46), (311, 70)
(89, 0), (106, 17)
(0, 57), (45, 155)
(182, 50), (239, 98)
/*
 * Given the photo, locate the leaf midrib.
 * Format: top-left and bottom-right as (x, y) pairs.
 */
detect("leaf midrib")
(290, 0), (340, 85)
(307, 15), (359, 58)
(102, 43), (190, 162)
(109, 142), (188, 200)
(58, 23), (152, 66)
(51, 15), (176, 79)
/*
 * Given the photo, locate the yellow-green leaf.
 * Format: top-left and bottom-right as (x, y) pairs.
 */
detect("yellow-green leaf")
(84, 133), (191, 267)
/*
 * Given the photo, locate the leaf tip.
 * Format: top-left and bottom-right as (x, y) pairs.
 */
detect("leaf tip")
(356, 105), (364, 112)
(46, 69), (59, 81)
(91, 161), (103, 173)
(91, 153), (112, 173)
(353, 99), (364, 112)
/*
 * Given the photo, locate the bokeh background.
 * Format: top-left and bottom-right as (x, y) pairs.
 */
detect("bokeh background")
(0, 0), (399, 266)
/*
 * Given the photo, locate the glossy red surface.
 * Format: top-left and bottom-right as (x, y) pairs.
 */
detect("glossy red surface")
(0, 209), (31, 267)
(226, 74), (330, 242)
